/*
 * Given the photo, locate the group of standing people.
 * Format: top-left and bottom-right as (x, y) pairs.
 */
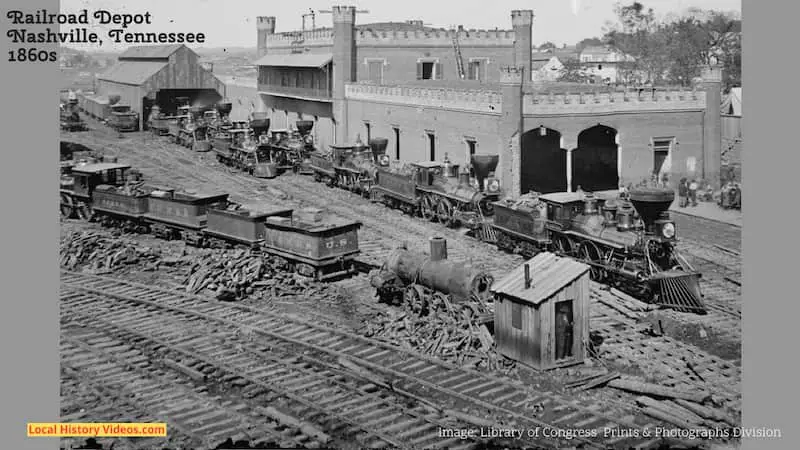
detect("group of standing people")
(678, 178), (700, 208)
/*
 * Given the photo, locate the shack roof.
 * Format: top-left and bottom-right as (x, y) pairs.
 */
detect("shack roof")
(71, 163), (131, 174)
(491, 252), (589, 306)
(538, 190), (619, 204)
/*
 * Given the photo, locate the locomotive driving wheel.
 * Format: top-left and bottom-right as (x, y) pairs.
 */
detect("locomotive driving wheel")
(76, 203), (94, 222)
(403, 284), (428, 316)
(420, 195), (436, 221)
(60, 194), (75, 218)
(579, 241), (607, 282)
(437, 198), (455, 227)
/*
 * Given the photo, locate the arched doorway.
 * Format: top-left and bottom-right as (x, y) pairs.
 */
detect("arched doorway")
(573, 125), (619, 192)
(520, 127), (566, 195)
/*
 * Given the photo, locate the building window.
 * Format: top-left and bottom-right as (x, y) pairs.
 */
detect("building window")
(511, 302), (522, 330)
(417, 59), (441, 80)
(393, 127), (400, 160)
(364, 122), (371, 142)
(467, 59), (487, 81)
(652, 138), (674, 178)
(597, 64), (603, 70)
(366, 59), (384, 84)
(427, 132), (436, 161)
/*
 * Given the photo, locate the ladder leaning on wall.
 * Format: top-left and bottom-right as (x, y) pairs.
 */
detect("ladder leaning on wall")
(452, 28), (465, 79)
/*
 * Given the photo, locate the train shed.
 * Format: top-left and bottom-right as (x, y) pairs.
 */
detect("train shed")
(491, 252), (591, 371)
(95, 44), (226, 131)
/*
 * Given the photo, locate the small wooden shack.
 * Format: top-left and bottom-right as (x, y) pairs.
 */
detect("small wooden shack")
(491, 252), (591, 370)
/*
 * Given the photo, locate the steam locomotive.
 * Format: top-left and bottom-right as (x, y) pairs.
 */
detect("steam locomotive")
(488, 189), (705, 313)
(309, 138), (503, 229)
(307, 137), (705, 314)
(59, 153), (363, 282)
(60, 92), (87, 132)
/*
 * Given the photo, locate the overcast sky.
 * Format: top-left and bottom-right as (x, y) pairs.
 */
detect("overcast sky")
(60, 0), (741, 51)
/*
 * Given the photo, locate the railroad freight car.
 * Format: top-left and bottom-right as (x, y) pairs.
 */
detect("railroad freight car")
(60, 92), (87, 132)
(59, 156), (364, 283)
(261, 208), (362, 280)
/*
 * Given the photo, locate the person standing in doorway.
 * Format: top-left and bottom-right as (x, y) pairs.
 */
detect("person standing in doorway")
(689, 179), (699, 207)
(678, 178), (688, 208)
(555, 303), (574, 360)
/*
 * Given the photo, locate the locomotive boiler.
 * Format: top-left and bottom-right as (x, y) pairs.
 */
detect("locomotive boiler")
(370, 237), (494, 316)
(60, 92), (87, 132)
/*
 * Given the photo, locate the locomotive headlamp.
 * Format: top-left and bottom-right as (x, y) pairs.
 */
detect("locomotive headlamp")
(662, 222), (676, 239)
(379, 154), (390, 166)
(487, 179), (501, 193)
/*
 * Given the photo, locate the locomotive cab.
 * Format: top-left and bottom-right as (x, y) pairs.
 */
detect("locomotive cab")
(65, 163), (132, 198)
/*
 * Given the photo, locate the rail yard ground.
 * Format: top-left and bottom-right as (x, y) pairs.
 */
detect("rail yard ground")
(59, 116), (743, 449)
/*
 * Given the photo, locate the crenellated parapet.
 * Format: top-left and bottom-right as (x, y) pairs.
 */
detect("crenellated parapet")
(266, 29), (335, 49)
(354, 28), (515, 47)
(522, 89), (707, 115)
(345, 82), (503, 115)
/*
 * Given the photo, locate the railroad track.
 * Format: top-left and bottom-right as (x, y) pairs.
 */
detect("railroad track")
(61, 323), (315, 449)
(61, 269), (681, 449)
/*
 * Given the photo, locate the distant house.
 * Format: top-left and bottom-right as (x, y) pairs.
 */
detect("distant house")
(578, 46), (635, 83)
(531, 48), (578, 82)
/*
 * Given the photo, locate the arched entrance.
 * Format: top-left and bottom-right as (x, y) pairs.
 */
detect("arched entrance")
(573, 125), (619, 192)
(520, 127), (566, 195)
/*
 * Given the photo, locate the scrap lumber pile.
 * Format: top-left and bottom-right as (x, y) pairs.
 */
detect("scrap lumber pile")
(604, 378), (740, 430)
(363, 305), (515, 374)
(60, 230), (161, 272)
(182, 250), (325, 301)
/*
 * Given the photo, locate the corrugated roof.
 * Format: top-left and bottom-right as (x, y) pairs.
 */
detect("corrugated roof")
(491, 252), (589, 306)
(118, 44), (183, 60)
(254, 53), (332, 68)
(97, 61), (168, 85)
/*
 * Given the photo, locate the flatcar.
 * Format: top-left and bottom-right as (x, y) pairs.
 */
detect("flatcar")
(59, 156), (363, 282)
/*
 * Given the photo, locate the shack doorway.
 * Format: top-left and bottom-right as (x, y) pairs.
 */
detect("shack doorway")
(555, 300), (574, 360)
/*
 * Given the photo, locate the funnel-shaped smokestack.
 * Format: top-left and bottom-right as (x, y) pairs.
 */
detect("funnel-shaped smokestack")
(250, 118), (271, 137)
(629, 187), (675, 232)
(369, 137), (388, 164)
(296, 120), (314, 136)
(216, 102), (232, 115)
(471, 154), (499, 192)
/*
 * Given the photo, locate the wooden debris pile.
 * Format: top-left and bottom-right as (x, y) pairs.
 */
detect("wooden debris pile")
(60, 231), (161, 272)
(604, 378), (740, 431)
(363, 299), (515, 375)
(182, 250), (323, 301)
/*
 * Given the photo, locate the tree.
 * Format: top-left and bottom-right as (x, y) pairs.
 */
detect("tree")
(538, 41), (557, 51)
(576, 37), (604, 53)
(603, 2), (670, 84)
(556, 58), (593, 83)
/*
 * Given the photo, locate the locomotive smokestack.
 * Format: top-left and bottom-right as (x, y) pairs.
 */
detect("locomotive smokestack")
(430, 236), (448, 261)
(471, 154), (499, 193)
(628, 187), (675, 233)
(524, 263), (532, 289)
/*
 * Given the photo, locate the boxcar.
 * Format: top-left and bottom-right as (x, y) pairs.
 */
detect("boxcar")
(204, 205), (294, 247)
(263, 209), (362, 280)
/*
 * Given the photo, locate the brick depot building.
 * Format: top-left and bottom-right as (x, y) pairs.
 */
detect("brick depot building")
(254, 7), (723, 198)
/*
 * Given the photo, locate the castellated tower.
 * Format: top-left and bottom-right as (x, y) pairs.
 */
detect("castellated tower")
(511, 10), (533, 85)
(257, 16), (276, 58)
(333, 5), (357, 144)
